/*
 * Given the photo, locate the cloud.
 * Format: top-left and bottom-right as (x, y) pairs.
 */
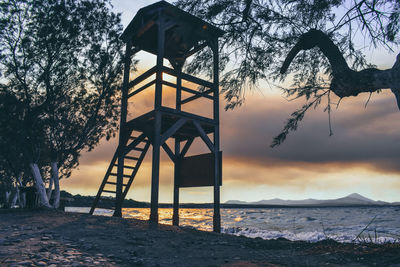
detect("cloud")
(66, 46), (400, 202)
(66, 88), (400, 200)
(220, 90), (400, 174)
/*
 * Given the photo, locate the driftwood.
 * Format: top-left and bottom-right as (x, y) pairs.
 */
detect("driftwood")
(280, 29), (400, 110)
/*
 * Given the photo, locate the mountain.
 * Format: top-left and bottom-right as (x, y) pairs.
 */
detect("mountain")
(346, 193), (374, 202)
(254, 198), (320, 205)
(225, 193), (398, 206)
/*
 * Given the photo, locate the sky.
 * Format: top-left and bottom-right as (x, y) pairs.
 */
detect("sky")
(63, 0), (400, 203)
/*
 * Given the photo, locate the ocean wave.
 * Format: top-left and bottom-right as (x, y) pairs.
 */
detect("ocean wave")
(222, 226), (399, 244)
(66, 206), (400, 244)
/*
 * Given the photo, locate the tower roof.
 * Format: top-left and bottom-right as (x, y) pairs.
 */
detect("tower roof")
(121, 1), (225, 61)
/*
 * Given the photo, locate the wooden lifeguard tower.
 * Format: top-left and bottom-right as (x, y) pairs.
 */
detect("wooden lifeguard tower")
(90, 1), (224, 232)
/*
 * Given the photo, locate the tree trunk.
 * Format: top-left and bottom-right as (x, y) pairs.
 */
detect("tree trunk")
(29, 163), (51, 208)
(5, 191), (11, 203)
(50, 162), (60, 209)
(11, 189), (18, 208)
(17, 176), (25, 208)
(20, 191), (26, 208)
(47, 176), (54, 201)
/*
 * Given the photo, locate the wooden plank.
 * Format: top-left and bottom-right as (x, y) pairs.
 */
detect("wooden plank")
(124, 156), (140, 161)
(178, 152), (222, 187)
(114, 164), (136, 170)
(110, 173), (131, 178)
(162, 80), (213, 100)
(176, 66), (182, 111)
(180, 88), (214, 105)
(106, 182), (128, 186)
(159, 107), (215, 125)
(160, 118), (187, 144)
(193, 120), (215, 153)
(103, 190), (116, 194)
(180, 137), (194, 158)
(126, 66), (156, 91)
(128, 79), (156, 98)
(162, 143), (176, 163)
(123, 165), (136, 170)
(211, 38), (221, 234)
(173, 137), (180, 226)
(162, 66), (213, 89)
(124, 133), (146, 155)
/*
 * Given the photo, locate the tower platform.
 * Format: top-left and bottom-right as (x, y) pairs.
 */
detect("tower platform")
(126, 107), (215, 141)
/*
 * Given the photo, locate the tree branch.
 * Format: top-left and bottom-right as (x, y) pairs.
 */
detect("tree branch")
(281, 29), (400, 110)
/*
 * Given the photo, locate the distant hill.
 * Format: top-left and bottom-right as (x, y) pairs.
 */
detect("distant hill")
(61, 191), (399, 209)
(60, 190), (149, 208)
(225, 193), (399, 207)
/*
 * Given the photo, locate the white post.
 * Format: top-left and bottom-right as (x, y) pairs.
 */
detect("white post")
(11, 189), (18, 208)
(50, 162), (60, 209)
(17, 176), (25, 208)
(47, 176), (54, 201)
(29, 163), (51, 208)
(20, 191), (26, 208)
(5, 191), (11, 205)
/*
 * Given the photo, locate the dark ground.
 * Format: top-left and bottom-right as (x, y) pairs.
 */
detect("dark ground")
(0, 210), (399, 266)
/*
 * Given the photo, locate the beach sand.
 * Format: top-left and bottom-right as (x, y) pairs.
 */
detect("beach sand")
(0, 209), (399, 266)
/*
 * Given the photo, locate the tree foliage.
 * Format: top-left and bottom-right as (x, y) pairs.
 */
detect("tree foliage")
(175, 0), (400, 145)
(0, 0), (125, 189)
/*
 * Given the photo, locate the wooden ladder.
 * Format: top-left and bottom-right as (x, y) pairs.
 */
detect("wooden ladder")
(89, 133), (150, 214)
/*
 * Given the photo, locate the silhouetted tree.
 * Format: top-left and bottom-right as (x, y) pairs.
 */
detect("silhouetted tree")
(0, 0), (126, 207)
(175, 0), (400, 145)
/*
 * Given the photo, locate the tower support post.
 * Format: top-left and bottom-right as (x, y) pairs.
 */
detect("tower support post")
(114, 42), (132, 217)
(173, 137), (180, 226)
(211, 38), (221, 233)
(150, 21), (165, 224)
(173, 65), (182, 226)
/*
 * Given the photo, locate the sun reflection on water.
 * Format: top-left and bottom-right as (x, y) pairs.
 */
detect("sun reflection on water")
(122, 208), (215, 231)
(65, 207), (400, 243)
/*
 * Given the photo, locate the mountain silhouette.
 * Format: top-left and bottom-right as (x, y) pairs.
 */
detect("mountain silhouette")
(225, 193), (398, 206)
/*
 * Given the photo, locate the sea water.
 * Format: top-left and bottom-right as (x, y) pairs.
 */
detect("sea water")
(65, 206), (400, 243)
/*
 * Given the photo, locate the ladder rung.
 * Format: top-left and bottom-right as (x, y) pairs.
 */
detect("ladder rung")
(106, 182), (128, 186)
(124, 165), (136, 170)
(132, 147), (145, 151)
(113, 164), (136, 170)
(103, 190), (116, 194)
(109, 173), (131, 178)
(124, 156), (139, 160)
(129, 136), (148, 143)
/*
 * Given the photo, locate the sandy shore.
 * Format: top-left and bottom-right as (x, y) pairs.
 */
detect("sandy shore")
(0, 210), (399, 266)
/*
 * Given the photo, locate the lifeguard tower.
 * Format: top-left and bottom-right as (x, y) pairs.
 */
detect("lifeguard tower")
(90, 1), (224, 232)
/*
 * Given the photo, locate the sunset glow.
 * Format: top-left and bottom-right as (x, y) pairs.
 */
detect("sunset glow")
(63, 0), (400, 204)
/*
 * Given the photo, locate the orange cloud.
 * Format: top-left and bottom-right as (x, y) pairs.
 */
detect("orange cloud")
(64, 63), (400, 203)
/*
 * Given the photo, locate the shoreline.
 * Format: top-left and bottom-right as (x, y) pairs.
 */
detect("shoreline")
(60, 191), (400, 209)
(73, 204), (400, 208)
(67, 206), (400, 244)
(1, 209), (399, 266)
